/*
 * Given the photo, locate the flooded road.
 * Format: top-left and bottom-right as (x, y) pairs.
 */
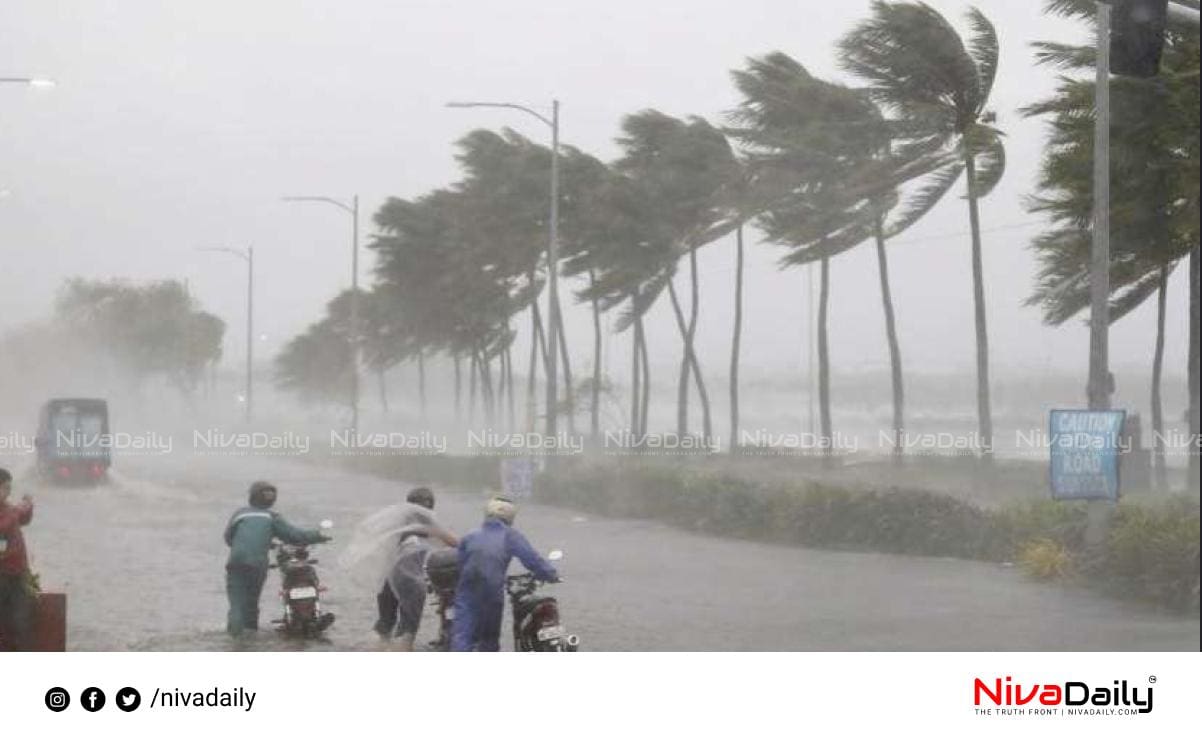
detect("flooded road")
(15, 453), (1200, 651)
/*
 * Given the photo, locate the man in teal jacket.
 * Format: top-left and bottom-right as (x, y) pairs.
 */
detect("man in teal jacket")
(223, 481), (329, 636)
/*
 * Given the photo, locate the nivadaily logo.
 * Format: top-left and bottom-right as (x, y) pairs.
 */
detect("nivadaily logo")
(974, 676), (1154, 716)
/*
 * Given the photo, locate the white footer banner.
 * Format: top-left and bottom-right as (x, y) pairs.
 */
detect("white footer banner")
(4, 652), (1199, 741)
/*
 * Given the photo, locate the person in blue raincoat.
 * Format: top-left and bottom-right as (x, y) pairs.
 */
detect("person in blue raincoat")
(450, 496), (558, 651)
(223, 481), (329, 636)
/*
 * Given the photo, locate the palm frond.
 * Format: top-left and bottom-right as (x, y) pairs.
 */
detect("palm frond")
(884, 160), (964, 237)
(966, 6), (1000, 113)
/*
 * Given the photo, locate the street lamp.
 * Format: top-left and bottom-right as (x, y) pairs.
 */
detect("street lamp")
(0, 77), (56, 88)
(447, 99), (562, 437)
(197, 246), (255, 423)
(282, 194), (361, 434)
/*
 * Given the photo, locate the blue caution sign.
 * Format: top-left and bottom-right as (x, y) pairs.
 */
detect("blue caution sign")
(1048, 409), (1127, 501)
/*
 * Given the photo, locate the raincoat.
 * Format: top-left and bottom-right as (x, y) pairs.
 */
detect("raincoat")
(222, 506), (325, 635)
(339, 503), (450, 637)
(450, 517), (558, 652)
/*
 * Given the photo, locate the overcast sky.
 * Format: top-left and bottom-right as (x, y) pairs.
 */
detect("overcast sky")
(1, 1), (1192, 402)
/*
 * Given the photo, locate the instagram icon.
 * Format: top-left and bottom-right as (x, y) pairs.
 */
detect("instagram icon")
(44, 687), (70, 712)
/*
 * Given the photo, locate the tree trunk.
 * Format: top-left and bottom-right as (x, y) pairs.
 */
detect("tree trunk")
(730, 224), (745, 452)
(377, 366), (389, 415)
(874, 216), (905, 461)
(505, 343), (516, 433)
(533, 302), (551, 376)
(555, 310), (577, 435)
(687, 249), (712, 442)
(818, 257), (833, 458)
(667, 273), (712, 440)
(417, 351), (427, 424)
(454, 354), (462, 424)
(669, 280), (691, 436)
(550, 284), (572, 434)
(637, 315), (651, 436)
(480, 351), (495, 427)
(630, 318), (642, 437)
(527, 305), (539, 431)
(1188, 246), (1200, 494)
(469, 352), (479, 426)
(529, 296), (552, 431)
(589, 267), (603, 439)
(1151, 264), (1169, 492)
(964, 153), (994, 459)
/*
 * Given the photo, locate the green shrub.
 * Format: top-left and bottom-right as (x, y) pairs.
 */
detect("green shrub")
(336, 453), (1200, 612)
(1093, 498), (1200, 611)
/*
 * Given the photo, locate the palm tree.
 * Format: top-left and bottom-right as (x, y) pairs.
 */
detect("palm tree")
(577, 166), (676, 438)
(368, 186), (533, 429)
(450, 129), (564, 430)
(611, 111), (741, 441)
(1025, 0), (1200, 490)
(558, 147), (622, 439)
(839, 2), (1006, 458)
(730, 53), (938, 458)
(730, 52), (951, 458)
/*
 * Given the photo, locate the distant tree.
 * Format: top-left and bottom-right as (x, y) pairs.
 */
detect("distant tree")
(608, 111), (741, 440)
(53, 278), (225, 401)
(273, 301), (353, 411)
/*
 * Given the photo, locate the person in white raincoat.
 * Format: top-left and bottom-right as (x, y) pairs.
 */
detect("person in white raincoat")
(341, 487), (458, 650)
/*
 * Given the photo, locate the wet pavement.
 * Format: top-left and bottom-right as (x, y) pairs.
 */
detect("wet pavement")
(13, 453), (1200, 651)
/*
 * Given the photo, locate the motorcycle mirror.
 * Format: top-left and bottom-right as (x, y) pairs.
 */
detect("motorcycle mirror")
(547, 549), (564, 562)
(319, 519), (334, 531)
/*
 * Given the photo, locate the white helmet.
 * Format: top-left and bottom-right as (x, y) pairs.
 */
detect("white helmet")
(485, 496), (517, 525)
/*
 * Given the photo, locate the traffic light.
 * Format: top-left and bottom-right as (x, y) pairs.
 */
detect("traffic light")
(1111, 0), (1170, 77)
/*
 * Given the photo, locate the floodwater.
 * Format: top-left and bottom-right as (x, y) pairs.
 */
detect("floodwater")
(13, 453), (1199, 651)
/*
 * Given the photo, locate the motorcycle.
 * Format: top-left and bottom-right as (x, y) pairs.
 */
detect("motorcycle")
(507, 550), (579, 652)
(424, 547), (460, 651)
(270, 519), (336, 638)
(424, 548), (580, 652)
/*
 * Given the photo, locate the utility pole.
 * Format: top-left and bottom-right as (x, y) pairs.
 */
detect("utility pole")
(1085, 2), (1115, 548)
(1088, 2), (1113, 413)
(546, 100), (561, 439)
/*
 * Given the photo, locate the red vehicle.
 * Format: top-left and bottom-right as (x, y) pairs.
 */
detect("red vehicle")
(35, 398), (111, 485)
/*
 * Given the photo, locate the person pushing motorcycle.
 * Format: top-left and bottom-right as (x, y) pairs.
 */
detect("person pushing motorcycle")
(373, 486), (458, 650)
(450, 495), (558, 652)
(223, 481), (330, 636)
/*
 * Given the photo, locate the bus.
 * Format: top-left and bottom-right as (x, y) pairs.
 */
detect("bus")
(35, 398), (111, 484)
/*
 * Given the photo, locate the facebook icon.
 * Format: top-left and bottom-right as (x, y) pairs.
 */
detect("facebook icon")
(81, 687), (106, 712)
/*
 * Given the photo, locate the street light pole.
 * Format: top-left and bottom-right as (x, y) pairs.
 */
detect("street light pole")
(446, 99), (562, 437)
(247, 246), (255, 422)
(282, 195), (360, 434)
(547, 100), (561, 440)
(351, 195), (360, 435)
(1088, 2), (1112, 412)
(0, 77), (56, 88)
(196, 246), (254, 423)
(1086, 2), (1114, 548)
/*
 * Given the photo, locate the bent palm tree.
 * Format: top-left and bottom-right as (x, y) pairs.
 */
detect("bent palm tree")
(840, 2), (1006, 458)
